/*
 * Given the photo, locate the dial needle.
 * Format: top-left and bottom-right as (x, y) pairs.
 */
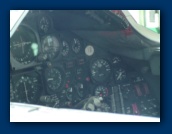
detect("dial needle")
(24, 82), (30, 103)
(20, 36), (24, 54)
(117, 72), (122, 80)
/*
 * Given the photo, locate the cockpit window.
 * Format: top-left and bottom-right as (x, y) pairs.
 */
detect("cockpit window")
(128, 10), (160, 34)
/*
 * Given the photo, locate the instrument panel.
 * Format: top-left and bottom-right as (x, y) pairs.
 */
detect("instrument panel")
(10, 13), (160, 117)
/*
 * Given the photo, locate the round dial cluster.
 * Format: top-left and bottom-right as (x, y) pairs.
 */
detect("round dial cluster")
(38, 15), (51, 33)
(61, 40), (69, 56)
(10, 25), (39, 65)
(42, 35), (60, 60)
(95, 86), (108, 97)
(114, 68), (126, 82)
(10, 73), (42, 103)
(45, 68), (63, 93)
(90, 59), (111, 83)
(72, 38), (81, 54)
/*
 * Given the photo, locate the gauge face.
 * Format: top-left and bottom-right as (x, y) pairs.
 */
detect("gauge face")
(61, 40), (69, 56)
(45, 68), (63, 93)
(72, 38), (81, 54)
(42, 36), (60, 59)
(91, 59), (111, 82)
(76, 83), (84, 98)
(38, 16), (51, 33)
(95, 86), (108, 97)
(114, 68), (126, 82)
(11, 73), (42, 103)
(10, 25), (39, 65)
(112, 56), (121, 65)
(85, 45), (94, 56)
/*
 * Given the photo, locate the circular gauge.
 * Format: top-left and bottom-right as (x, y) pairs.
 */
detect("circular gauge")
(76, 83), (84, 98)
(114, 68), (126, 82)
(42, 35), (60, 60)
(11, 73), (42, 103)
(85, 45), (94, 56)
(95, 86), (108, 97)
(90, 59), (111, 83)
(45, 68), (63, 93)
(10, 25), (39, 65)
(72, 38), (81, 54)
(61, 40), (69, 56)
(112, 56), (121, 65)
(66, 86), (73, 101)
(38, 15), (51, 33)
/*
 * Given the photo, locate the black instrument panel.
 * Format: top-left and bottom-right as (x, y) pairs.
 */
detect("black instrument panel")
(10, 13), (160, 117)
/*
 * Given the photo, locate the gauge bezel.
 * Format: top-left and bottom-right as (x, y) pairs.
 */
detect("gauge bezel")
(113, 66), (127, 83)
(10, 70), (43, 103)
(61, 40), (70, 57)
(10, 23), (41, 70)
(71, 38), (82, 54)
(90, 58), (112, 84)
(41, 35), (62, 60)
(44, 67), (65, 94)
(94, 85), (109, 98)
(37, 14), (53, 34)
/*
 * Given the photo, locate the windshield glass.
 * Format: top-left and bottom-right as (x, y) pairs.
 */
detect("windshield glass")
(10, 10), (25, 31)
(128, 10), (160, 34)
